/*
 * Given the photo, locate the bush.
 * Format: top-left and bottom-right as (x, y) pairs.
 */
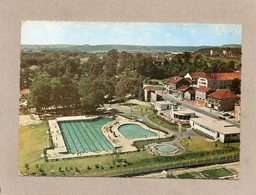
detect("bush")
(87, 166), (91, 170)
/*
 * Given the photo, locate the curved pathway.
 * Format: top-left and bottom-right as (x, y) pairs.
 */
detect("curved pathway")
(140, 113), (198, 140)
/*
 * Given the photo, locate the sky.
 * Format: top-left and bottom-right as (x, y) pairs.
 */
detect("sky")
(21, 21), (241, 46)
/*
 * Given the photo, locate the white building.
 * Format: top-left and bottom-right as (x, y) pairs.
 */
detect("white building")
(170, 106), (196, 121)
(155, 101), (174, 111)
(190, 116), (240, 143)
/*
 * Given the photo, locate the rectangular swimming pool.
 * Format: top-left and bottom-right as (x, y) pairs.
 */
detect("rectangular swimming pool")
(58, 118), (114, 154)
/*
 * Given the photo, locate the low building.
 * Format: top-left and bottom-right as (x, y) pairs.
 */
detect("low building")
(170, 106), (196, 121)
(177, 86), (195, 100)
(155, 101), (174, 111)
(190, 116), (240, 143)
(144, 86), (156, 102)
(207, 89), (240, 111)
(195, 87), (215, 101)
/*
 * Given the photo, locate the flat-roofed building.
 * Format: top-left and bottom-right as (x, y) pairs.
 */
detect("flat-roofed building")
(155, 101), (174, 111)
(190, 116), (240, 143)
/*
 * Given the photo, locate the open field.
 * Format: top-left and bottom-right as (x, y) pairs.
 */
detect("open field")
(19, 122), (240, 177)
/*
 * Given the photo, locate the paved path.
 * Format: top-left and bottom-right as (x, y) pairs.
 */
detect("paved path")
(140, 113), (198, 140)
(155, 91), (240, 127)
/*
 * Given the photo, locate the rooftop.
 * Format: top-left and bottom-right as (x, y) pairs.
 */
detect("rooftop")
(196, 87), (214, 93)
(208, 89), (240, 100)
(191, 116), (240, 135)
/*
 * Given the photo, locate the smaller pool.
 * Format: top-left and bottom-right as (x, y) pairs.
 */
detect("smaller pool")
(118, 124), (157, 139)
(154, 144), (177, 154)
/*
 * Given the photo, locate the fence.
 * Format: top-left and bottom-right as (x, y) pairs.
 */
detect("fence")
(106, 153), (239, 177)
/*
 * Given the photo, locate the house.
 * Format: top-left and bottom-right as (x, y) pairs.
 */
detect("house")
(190, 115), (240, 143)
(184, 72), (208, 87)
(207, 89), (240, 111)
(163, 76), (190, 94)
(177, 86), (195, 100)
(195, 87), (215, 102)
(197, 72), (241, 89)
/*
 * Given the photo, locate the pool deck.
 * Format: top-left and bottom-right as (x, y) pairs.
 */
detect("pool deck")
(102, 116), (169, 153)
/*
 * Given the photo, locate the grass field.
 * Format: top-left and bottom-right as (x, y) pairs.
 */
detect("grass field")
(19, 122), (240, 177)
(148, 114), (178, 131)
(201, 168), (234, 179)
(181, 136), (240, 153)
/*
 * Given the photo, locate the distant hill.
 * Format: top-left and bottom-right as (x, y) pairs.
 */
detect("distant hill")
(21, 44), (212, 53)
(21, 44), (241, 53)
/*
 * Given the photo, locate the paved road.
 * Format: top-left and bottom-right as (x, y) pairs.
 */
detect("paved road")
(156, 91), (240, 128)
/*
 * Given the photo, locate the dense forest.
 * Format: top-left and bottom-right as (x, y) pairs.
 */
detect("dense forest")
(20, 49), (241, 113)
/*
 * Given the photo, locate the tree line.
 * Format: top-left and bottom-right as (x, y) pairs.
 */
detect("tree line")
(20, 49), (241, 113)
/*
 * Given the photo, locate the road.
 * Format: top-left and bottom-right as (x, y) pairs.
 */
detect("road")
(155, 91), (240, 128)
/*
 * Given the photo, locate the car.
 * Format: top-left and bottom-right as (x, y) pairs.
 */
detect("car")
(218, 116), (226, 120)
(228, 116), (235, 119)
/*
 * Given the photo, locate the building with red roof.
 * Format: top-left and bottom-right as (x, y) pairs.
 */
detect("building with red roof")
(207, 89), (240, 111)
(196, 72), (241, 89)
(177, 86), (195, 100)
(195, 87), (215, 102)
(163, 76), (190, 94)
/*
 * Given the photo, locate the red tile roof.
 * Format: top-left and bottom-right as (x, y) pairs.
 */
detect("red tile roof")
(208, 89), (240, 100)
(213, 72), (241, 81)
(196, 87), (214, 93)
(190, 72), (208, 79)
(177, 85), (193, 92)
(163, 76), (184, 84)
(192, 72), (241, 81)
(144, 86), (156, 91)
(20, 89), (30, 96)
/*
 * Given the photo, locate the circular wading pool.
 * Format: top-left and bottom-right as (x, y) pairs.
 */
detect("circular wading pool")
(154, 144), (177, 154)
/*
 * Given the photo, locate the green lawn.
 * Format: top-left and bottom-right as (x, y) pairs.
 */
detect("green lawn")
(19, 122), (50, 173)
(181, 136), (240, 153)
(201, 168), (234, 179)
(148, 114), (178, 131)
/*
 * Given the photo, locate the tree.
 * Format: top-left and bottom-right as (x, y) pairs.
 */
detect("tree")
(115, 71), (143, 100)
(78, 76), (106, 112)
(28, 74), (52, 111)
(229, 78), (241, 94)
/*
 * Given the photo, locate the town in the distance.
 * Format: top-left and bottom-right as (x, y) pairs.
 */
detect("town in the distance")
(19, 44), (241, 179)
